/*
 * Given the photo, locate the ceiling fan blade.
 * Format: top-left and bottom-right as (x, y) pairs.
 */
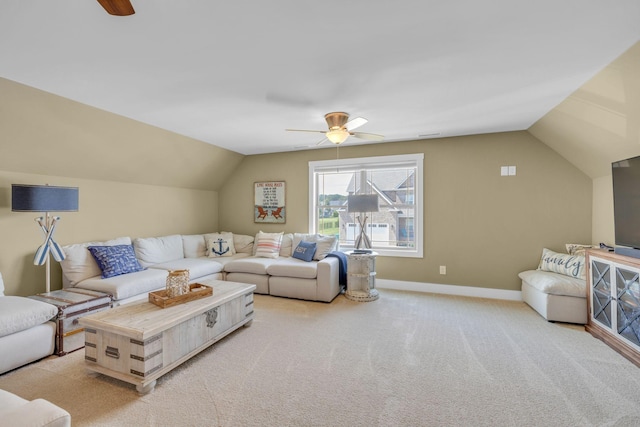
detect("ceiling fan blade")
(316, 137), (329, 146)
(285, 129), (326, 134)
(345, 117), (368, 131)
(351, 132), (384, 141)
(97, 0), (135, 16)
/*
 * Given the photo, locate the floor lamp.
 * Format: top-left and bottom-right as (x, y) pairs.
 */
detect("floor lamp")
(348, 194), (379, 250)
(12, 184), (79, 293)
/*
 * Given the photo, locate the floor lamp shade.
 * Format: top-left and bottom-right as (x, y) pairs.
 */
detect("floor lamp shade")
(348, 195), (379, 250)
(348, 194), (379, 213)
(11, 184), (79, 212)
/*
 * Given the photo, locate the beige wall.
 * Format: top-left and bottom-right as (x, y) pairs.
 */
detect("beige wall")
(0, 78), (239, 296)
(0, 78), (244, 191)
(592, 176), (615, 246)
(220, 131), (592, 291)
(0, 171), (219, 296)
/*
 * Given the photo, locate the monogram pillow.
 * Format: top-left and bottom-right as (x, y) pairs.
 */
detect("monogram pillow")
(292, 241), (317, 262)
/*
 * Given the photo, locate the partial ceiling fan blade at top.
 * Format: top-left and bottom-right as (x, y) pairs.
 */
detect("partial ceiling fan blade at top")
(97, 0), (135, 16)
(351, 132), (384, 141)
(345, 117), (368, 131)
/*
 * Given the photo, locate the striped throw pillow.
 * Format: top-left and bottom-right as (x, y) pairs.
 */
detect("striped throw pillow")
(254, 232), (283, 259)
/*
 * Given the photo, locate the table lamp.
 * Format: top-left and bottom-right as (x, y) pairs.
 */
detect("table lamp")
(12, 184), (79, 293)
(347, 194), (379, 250)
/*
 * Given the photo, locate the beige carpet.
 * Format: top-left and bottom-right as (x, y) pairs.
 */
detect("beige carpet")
(2, 289), (640, 426)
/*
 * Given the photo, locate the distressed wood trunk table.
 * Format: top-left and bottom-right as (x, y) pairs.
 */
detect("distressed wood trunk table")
(79, 280), (255, 394)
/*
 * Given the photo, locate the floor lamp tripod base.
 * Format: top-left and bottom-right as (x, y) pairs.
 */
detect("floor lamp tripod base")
(354, 215), (372, 250)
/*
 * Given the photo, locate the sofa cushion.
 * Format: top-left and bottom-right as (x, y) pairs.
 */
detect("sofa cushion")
(61, 237), (132, 286)
(292, 241), (317, 262)
(280, 233), (294, 257)
(254, 231), (283, 259)
(518, 270), (586, 298)
(149, 258), (224, 278)
(134, 235), (185, 268)
(206, 232), (236, 257)
(232, 234), (254, 254)
(266, 258), (318, 279)
(313, 235), (337, 260)
(224, 257), (283, 275)
(182, 234), (206, 258)
(0, 297), (57, 338)
(204, 253), (250, 267)
(88, 245), (146, 279)
(537, 248), (585, 280)
(76, 268), (168, 301)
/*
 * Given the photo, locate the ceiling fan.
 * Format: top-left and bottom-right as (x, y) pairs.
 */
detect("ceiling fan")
(286, 112), (384, 146)
(97, 0), (135, 16)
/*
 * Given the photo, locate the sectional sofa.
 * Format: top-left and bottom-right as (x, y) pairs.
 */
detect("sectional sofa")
(60, 231), (343, 305)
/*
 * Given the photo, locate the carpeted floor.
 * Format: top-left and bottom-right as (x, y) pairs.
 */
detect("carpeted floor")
(2, 289), (640, 426)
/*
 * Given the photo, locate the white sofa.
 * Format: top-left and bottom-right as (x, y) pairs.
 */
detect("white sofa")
(0, 273), (58, 375)
(61, 232), (342, 305)
(0, 389), (70, 427)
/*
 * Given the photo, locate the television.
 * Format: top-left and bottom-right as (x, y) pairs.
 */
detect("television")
(612, 155), (640, 257)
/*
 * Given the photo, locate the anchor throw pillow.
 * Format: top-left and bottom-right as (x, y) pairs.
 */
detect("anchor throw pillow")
(87, 244), (146, 279)
(206, 232), (236, 258)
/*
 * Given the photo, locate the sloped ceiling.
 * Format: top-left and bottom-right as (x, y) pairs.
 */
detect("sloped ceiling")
(529, 42), (640, 179)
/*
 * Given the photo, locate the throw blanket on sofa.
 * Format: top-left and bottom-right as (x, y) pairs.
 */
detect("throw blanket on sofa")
(326, 251), (347, 287)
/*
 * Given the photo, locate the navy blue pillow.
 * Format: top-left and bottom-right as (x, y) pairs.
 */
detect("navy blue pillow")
(87, 245), (145, 279)
(292, 241), (317, 262)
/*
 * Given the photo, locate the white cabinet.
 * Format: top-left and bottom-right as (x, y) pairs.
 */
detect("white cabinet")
(586, 249), (640, 367)
(345, 251), (378, 302)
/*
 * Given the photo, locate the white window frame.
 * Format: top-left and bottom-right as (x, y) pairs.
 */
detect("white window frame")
(309, 153), (424, 258)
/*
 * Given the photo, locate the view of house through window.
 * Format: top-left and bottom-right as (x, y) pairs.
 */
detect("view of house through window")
(309, 153), (423, 257)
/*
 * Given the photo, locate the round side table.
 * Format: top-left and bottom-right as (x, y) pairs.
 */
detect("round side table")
(345, 251), (379, 302)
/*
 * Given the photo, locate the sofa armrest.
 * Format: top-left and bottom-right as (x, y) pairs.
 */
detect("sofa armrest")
(316, 257), (341, 302)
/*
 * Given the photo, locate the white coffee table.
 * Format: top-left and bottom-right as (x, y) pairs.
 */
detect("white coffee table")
(80, 279), (255, 394)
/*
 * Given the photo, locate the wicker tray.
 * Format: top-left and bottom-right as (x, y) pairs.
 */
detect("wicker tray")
(148, 284), (213, 308)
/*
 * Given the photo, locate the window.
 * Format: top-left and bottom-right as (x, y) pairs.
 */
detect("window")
(309, 153), (423, 258)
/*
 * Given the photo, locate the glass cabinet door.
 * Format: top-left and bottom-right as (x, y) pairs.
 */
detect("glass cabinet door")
(591, 259), (612, 329)
(615, 267), (640, 347)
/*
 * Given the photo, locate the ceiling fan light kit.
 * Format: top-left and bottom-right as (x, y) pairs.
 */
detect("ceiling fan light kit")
(287, 111), (384, 147)
(326, 129), (350, 144)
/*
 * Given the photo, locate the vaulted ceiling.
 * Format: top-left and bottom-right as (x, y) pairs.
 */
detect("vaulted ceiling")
(1, 1), (639, 158)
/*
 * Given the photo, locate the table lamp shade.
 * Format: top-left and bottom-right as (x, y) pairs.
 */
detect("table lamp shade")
(11, 184), (79, 212)
(348, 194), (379, 213)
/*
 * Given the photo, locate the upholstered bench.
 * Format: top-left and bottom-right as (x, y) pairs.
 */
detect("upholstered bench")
(519, 247), (588, 324)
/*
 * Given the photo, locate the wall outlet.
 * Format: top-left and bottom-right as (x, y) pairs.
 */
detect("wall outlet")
(439, 265), (446, 275)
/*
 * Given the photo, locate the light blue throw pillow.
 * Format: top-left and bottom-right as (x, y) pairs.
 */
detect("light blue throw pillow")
(88, 245), (145, 279)
(292, 241), (317, 262)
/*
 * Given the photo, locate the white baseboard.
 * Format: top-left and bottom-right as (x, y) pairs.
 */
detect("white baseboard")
(376, 279), (522, 301)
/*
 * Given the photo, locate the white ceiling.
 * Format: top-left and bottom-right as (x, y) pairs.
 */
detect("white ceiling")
(1, 1), (639, 156)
